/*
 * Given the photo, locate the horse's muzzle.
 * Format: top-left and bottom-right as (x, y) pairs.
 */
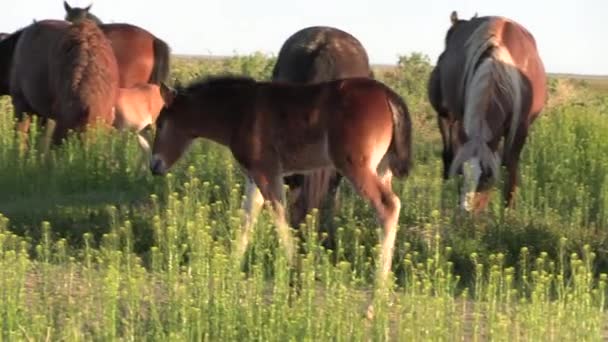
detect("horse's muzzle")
(150, 157), (166, 176)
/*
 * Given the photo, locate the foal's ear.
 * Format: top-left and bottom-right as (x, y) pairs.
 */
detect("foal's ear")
(472, 12), (478, 19)
(63, 1), (72, 12)
(450, 11), (459, 25)
(160, 82), (177, 107)
(84, 4), (92, 12)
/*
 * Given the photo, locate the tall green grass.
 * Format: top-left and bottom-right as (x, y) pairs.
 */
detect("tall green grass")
(0, 54), (607, 340)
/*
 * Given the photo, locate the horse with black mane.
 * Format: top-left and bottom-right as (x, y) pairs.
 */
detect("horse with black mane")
(10, 19), (118, 144)
(149, 75), (412, 317)
(272, 25), (374, 244)
(428, 11), (547, 212)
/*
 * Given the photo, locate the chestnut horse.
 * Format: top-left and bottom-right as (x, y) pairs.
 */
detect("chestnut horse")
(428, 11), (547, 212)
(11, 19), (118, 144)
(114, 83), (165, 152)
(272, 26), (374, 241)
(150, 76), (412, 315)
(63, 1), (171, 88)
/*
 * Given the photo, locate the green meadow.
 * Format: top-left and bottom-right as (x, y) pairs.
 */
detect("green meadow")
(1, 53), (607, 340)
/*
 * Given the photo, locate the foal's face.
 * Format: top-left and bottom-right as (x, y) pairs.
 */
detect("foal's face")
(150, 91), (194, 175)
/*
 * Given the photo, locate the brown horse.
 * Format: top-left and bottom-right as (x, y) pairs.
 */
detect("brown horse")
(428, 11), (547, 212)
(0, 13), (170, 141)
(63, 1), (170, 88)
(10, 19), (118, 144)
(114, 83), (165, 152)
(150, 76), (412, 315)
(272, 26), (374, 240)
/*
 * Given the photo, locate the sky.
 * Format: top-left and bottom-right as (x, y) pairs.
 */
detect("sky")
(2, 0), (607, 75)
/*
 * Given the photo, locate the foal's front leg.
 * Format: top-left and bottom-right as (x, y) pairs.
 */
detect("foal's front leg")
(250, 170), (295, 263)
(234, 177), (265, 262)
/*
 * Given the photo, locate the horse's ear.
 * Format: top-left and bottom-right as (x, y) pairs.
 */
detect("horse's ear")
(450, 11), (459, 25)
(160, 82), (177, 106)
(472, 12), (478, 19)
(63, 1), (72, 12)
(85, 4), (92, 12)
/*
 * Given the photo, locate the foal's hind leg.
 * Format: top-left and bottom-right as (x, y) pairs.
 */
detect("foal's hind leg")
(344, 165), (401, 285)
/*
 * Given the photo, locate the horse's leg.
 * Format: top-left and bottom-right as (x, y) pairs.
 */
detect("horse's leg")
(234, 177), (265, 262)
(51, 121), (70, 146)
(41, 119), (56, 156)
(342, 164), (400, 317)
(251, 170), (295, 263)
(12, 100), (31, 152)
(345, 168), (401, 285)
(504, 127), (528, 208)
(284, 174), (305, 227)
(437, 115), (453, 180)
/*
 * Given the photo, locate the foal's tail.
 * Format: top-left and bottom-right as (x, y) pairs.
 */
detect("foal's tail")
(149, 37), (171, 84)
(385, 89), (413, 178)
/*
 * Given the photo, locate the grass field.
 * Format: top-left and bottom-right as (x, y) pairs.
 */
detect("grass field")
(1, 53), (608, 340)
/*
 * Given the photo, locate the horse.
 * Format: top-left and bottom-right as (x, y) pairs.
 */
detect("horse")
(10, 19), (118, 145)
(64, 1), (102, 25)
(272, 26), (374, 243)
(149, 75), (412, 317)
(114, 83), (165, 153)
(63, 1), (171, 88)
(428, 11), (547, 212)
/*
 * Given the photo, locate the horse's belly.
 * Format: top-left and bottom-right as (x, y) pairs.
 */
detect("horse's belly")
(279, 136), (332, 173)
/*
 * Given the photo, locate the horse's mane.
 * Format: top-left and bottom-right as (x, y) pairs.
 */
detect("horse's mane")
(54, 19), (118, 121)
(179, 74), (257, 94)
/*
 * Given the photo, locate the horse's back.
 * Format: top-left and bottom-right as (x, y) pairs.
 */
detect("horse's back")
(52, 19), (118, 127)
(272, 26), (371, 82)
(10, 20), (70, 116)
(437, 16), (546, 117)
(101, 23), (169, 87)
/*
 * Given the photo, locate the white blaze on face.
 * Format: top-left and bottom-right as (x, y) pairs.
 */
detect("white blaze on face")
(460, 157), (482, 211)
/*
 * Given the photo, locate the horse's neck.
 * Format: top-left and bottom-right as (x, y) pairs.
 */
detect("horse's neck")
(188, 92), (250, 147)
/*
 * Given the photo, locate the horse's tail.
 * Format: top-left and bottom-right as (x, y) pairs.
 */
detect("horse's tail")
(385, 89), (413, 178)
(449, 19), (522, 183)
(149, 37), (171, 84)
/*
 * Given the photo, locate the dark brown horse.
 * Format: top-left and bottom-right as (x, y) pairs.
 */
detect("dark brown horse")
(272, 26), (374, 239)
(63, 1), (170, 88)
(428, 11), (547, 212)
(10, 19), (118, 144)
(150, 76), (412, 316)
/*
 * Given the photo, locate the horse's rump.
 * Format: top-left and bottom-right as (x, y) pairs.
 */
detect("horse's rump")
(52, 19), (118, 129)
(101, 23), (171, 87)
(10, 20), (70, 118)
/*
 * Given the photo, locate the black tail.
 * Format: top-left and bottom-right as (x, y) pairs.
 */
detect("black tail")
(149, 37), (171, 84)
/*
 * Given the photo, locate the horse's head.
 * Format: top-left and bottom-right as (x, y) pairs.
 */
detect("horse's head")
(63, 1), (102, 25)
(150, 83), (194, 175)
(444, 11), (479, 47)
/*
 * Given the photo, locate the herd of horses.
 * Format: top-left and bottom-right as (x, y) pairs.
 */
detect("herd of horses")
(0, 4), (547, 317)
